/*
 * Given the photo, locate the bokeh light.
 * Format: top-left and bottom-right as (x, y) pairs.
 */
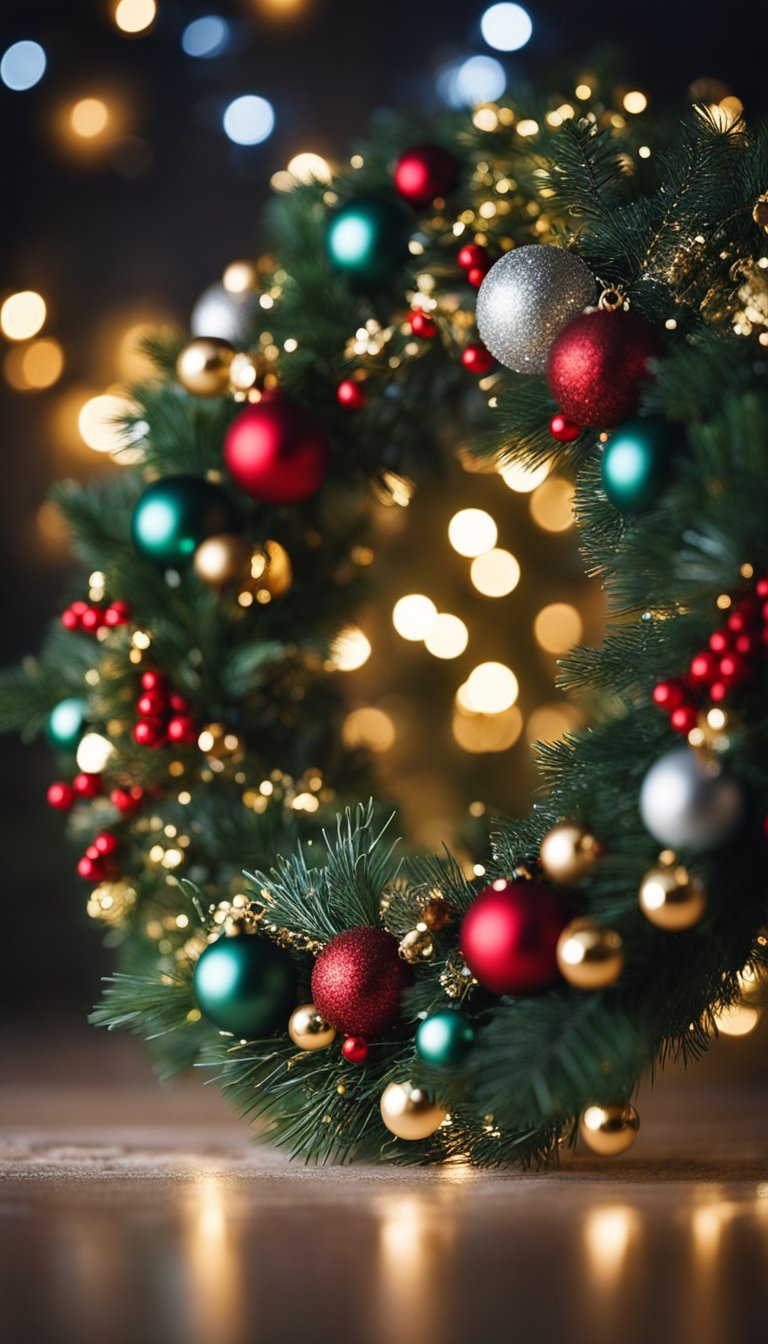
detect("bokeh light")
(113, 0), (157, 34)
(480, 4), (533, 52)
(222, 261), (259, 294)
(330, 626), (371, 671)
(470, 548), (520, 597)
(223, 95), (275, 146)
(0, 40), (46, 91)
(78, 393), (134, 453)
(4, 338), (64, 392)
(1, 291), (46, 341)
(530, 477), (575, 532)
(623, 90), (648, 114)
(452, 704), (522, 753)
(711, 1003), (761, 1037)
(534, 603), (583, 654)
(287, 151), (332, 183)
(424, 614), (469, 659)
(182, 16), (230, 58)
(392, 594), (437, 641)
(76, 732), (114, 775)
(71, 98), (110, 139)
(342, 707), (396, 753)
(462, 662), (518, 713)
(448, 508), (497, 557)
(437, 56), (506, 109)
(499, 459), (549, 493)
(526, 702), (582, 744)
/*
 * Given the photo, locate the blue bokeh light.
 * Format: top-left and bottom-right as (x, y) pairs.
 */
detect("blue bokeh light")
(437, 55), (507, 109)
(182, 16), (229, 58)
(480, 4), (533, 52)
(223, 94), (275, 146)
(1, 40), (46, 92)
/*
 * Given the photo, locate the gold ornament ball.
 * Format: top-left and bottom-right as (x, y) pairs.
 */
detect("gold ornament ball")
(246, 539), (293, 602)
(639, 863), (706, 930)
(556, 917), (624, 990)
(398, 926), (434, 963)
(176, 337), (235, 397)
(752, 193), (768, 234)
(580, 1101), (640, 1156)
(288, 1003), (337, 1051)
(540, 821), (602, 885)
(193, 533), (252, 587)
(380, 1081), (447, 1141)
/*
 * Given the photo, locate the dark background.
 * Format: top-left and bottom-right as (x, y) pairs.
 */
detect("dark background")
(1, 0), (764, 1021)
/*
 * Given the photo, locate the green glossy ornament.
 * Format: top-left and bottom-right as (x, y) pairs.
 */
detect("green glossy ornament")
(46, 697), (87, 753)
(193, 933), (298, 1038)
(131, 475), (239, 569)
(325, 198), (409, 289)
(601, 416), (679, 514)
(415, 1009), (475, 1069)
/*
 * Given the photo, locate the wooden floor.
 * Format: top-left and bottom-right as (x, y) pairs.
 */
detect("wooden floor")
(1, 1029), (767, 1344)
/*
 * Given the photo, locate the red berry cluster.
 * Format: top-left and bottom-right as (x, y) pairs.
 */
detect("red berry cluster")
(61, 599), (131, 634)
(457, 242), (490, 289)
(134, 670), (196, 748)
(47, 771), (103, 810)
(653, 582), (768, 734)
(77, 831), (119, 884)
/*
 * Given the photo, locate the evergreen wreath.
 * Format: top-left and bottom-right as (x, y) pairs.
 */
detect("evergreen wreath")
(4, 74), (768, 1165)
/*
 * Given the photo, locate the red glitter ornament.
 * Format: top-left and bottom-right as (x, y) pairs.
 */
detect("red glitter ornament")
(460, 879), (569, 996)
(223, 399), (329, 505)
(549, 412), (582, 443)
(337, 378), (367, 410)
(341, 1035), (369, 1064)
(547, 310), (662, 429)
(394, 144), (458, 209)
(47, 781), (75, 810)
(461, 342), (494, 375)
(409, 311), (437, 339)
(311, 927), (412, 1037)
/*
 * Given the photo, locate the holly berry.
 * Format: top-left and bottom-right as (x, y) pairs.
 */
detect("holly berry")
(166, 714), (197, 745)
(73, 772), (102, 799)
(653, 680), (685, 712)
(47, 781), (75, 810)
(461, 343), (494, 375)
(670, 705), (698, 735)
(104, 600), (131, 628)
(458, 243), (489, 273)
(61, 609), (79, 631)
(689, 652), (718, 683)
(93, 831), (119, 857)
(141, 670), (167, 693)
(341, 1036), (368, 1064)
(111, 785), (144, 814)
(77, 855), (102, 882)
(337, 378), (367, 410)
(169, 693), (190, 714)
(133, 719), (166, 748)
(549, 412), (582, 443)
(409, 311), (437, 339)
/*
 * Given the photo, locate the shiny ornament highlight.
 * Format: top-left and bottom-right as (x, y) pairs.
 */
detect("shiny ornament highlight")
(580, 1101), (640, 1156)
(460, 878), (569, 995)
(638, 862), (707, 930)
(539, 821), (601, 885)
(379, 1080), (447, 1140)
(556, 918), (624, 989)
(190, 281), (259, 344)
(46, 697), (87, 753)
(548, 309), (661, 428)
(132, 475), (238, 569)
(193, 933), (298, 1037)
(223, 400), (329, 505)
(176, 337), (235, 397)
(394, 144), (458, 208)
(193, 533), (251, 587)
(476, 245), (595, 374)
(288, 1003), (337, 1051)
(325, 199), (409, 290)
(639, 746), (745, 853)
(415, 1009), (475, 1068)
(311, 926), (412, 1037)
(601, 415), (679, 512)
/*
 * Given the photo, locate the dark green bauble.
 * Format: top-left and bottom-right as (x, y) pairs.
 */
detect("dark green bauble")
(601, 415), (679, 514)
(46, 697), (87, 753)
(131, 475), (239, 569)
(193, 934), (298, 1038)
(325, 199), (409, 290)
(415, 1009), (475, 1069)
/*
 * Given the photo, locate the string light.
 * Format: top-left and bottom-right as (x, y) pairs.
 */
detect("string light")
(534, 604), (583, 654)
(76, 732), (114, 774)
(622, 90), (648, 114)
(392, 594), (437, 641)
(470, 548), (520, 597)
(526, 702), (582, 743)
(1, 291), (46, 341)
(424, 614), (469, 660)
(223, 95), (275, 146)
(342, 708), (396, 752)
(711, 1003), (761, 1036)
(329, 627), (371, 671)
(78, 392), (134, 453)
(499, 460), (548, 493)
(480, 4), (532, 52)
(70, 98), (110, 139)
(452, 704), (523, 753)
(462, 662), (518, 713)
(437, 56), (506, 109)
(181, 16), (230, 57)
(529, 477), (575, 532)
(286, 152), (332, 183)
(448, 508), (497, 557)
(113, 0), (157, 34)
(4, 338), (64, 392)
(0, 40), (46, 91)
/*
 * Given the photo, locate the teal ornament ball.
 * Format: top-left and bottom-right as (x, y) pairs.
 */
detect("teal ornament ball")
(193, 933), (298, 1038)
(601, 416), (679, 513)
(131, 475), (238, 569)
(47, 697), (87, 753)
(415, 1009), (475, 1069)
(325, 199), (409, 289)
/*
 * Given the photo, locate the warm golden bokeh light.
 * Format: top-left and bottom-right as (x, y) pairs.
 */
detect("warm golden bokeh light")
(70, 97), (109, 138)
(392, 594), (437, 641)
(623, 90), (648, 114)
(499, 459), (549, 493)
(448, 508), (497, 557)
(5, 338), (65, 391)
(342, 707), (396, 752)
(530, 477), (575, 532)
(461, 661), (519, 714)
(113, 0), (157, 34)
(1, 290), (46, 341)
(712, 1002), (761, 1037)
(78, 392), (134, 452)
(76, 732), (114, 774)
(287, 151), (332, 183)
(534, 603), (583, 654)
(424, 613), (469, 659)
(329, 626), (371, 671)
(526, 701), (582, 744)
(470, 548), (520, 597)
(452, 704), (523, 753)
(222, 261), (259, 294)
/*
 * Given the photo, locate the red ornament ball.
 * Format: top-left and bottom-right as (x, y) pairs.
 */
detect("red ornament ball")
(47, 781), (75, 810)
(111, 785), (144, 814)
(458, 243), (489, 273)
(467, 266), (487, 289)
(394, 144), (458, 209)
(337, 378), (367, 410)
(547, 310), (662, 429)
(167, 714), (197, 744)
(224, 399), (330, 506)
(461, 342), (495, 375)
(409, 310), (437, 339)
(341, 1035), (369, 1064)
(93, 831), (119, 857)
(311, 926), (413, 1037)
(133, 718), (165, 748)
(549, 412), (582, 443)
(141, 670), (167, 694)
(73, 772), (102, 799)
(460, 879), (569, 996)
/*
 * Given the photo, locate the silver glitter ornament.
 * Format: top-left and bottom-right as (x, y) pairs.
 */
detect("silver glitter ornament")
(639, 746), (744, 854)
(190, 282), (259, 344)
(475, 245), (595, 374)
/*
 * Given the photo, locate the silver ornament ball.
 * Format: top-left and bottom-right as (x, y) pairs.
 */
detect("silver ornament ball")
(639, 746), (744, 854)
(475, 244), (595, 374)
(190, 282), (260, 344)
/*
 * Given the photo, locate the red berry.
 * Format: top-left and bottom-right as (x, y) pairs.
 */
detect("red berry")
(457, 243), (489, 272)
(670, 705), (698, 735)
(461, 343), (495, 375)
(549, 412), (582, 443)
(133, 718), (166, 748)
(61, 609), (79, 631)
(137, 691), (166, 718)
(93, 831), (119, 857)
(73, 772), (102, 799)
(141, 670), (167, 693)
(727, 609), (754, 635)
(104, 601), (131, 628)
(80, 606), (102, 633)
(336, 378), (367, 410)
(467, 266), (487, 288)
(689, 651), (718, 683)
(409, 311), (437, 339)
(85, 843), (101, 862)
(166, 714), (197, 745)
(70, 600), (89, 619)
(709, 629), (732, 655)
(47, 781), (76, 810)
(710, 680), (728, 702)
(756, 577), (768, 599)
(341, 1036), (368, 1064)
(110, 786), (143, 814)
(652, 680), (684, 712)
(719, 652), (749, 684)
(735, 632), (760, 656)
(77, 855), (102, 882)
(169, 693), (190, 714)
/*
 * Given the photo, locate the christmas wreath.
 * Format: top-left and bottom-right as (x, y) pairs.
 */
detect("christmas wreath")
(4, 75), (768, 1166)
